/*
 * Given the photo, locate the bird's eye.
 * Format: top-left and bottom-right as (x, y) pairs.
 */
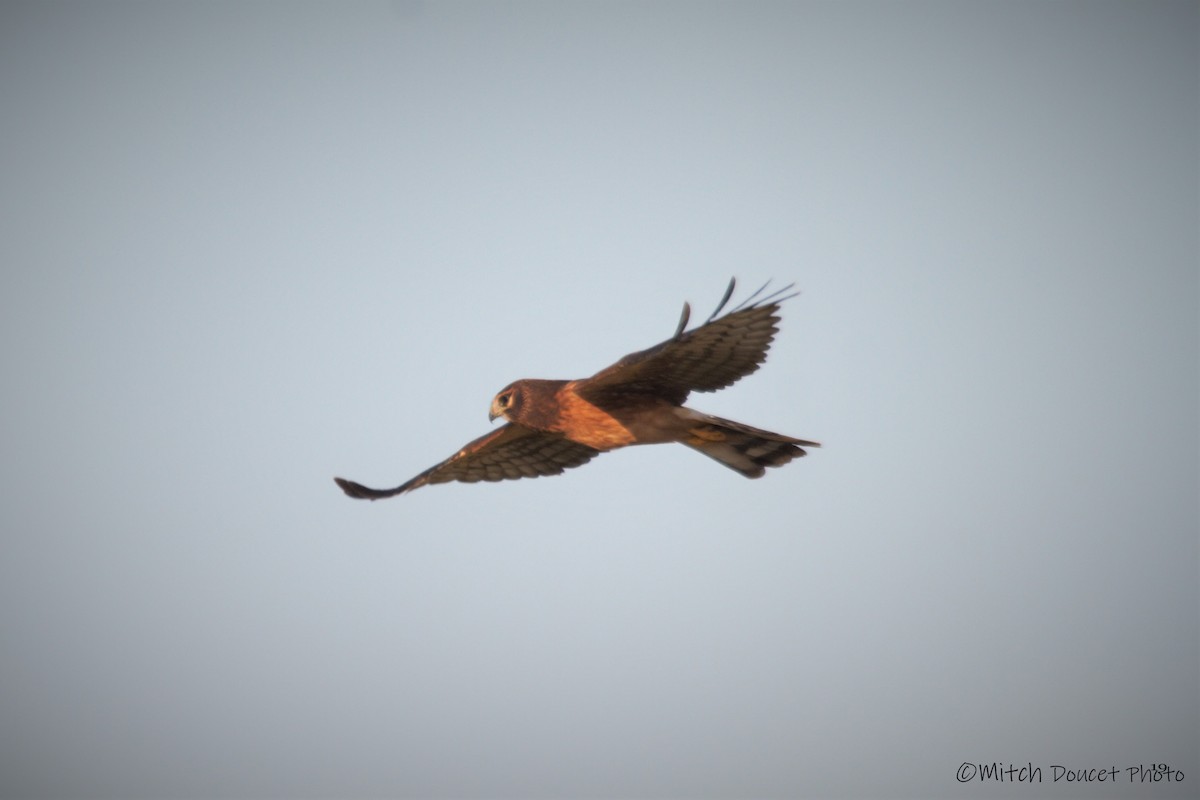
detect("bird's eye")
(499, 393), (510, 407)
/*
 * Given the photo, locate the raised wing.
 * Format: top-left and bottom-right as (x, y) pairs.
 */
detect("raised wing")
(578, 278), (797, 406)
(335, 423), (600, 500)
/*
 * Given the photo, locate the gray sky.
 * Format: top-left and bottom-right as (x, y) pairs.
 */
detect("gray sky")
(1, 1), (1196, 798)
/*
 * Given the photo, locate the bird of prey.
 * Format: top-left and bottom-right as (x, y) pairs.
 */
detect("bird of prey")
(335, 278), (819, 499)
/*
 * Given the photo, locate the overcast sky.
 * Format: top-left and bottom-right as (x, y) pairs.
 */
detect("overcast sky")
(1, 2), (1196, 798)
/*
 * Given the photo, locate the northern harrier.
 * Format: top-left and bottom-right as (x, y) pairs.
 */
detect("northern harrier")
(335, 278), (819, 499)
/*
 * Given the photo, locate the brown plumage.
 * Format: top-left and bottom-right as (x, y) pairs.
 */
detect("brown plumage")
(335, 278), (819, 499)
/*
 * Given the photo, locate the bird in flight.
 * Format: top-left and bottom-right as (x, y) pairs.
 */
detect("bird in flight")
(335, 278), (819, 499)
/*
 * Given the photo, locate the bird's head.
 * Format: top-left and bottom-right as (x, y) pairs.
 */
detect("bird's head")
(489, 382), (522, 423)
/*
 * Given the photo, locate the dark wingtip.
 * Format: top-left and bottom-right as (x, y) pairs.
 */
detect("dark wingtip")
(759, 282), (800, 308)
(705, 277), (738, 323)
(673, 301), (692, 338)
(334, 476), (381, 500)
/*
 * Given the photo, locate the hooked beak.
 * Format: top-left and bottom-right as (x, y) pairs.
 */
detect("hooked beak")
(488, 410), (499, 423)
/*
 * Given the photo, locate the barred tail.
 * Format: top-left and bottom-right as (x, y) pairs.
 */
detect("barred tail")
(678, 414), (820, 478)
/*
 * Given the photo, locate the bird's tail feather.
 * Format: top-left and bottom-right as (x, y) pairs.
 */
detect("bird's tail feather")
(678, 414), (820, 478)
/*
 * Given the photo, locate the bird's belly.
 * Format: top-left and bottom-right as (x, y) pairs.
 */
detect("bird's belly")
(552, 395), (637, 449)
(554, 389), (683, 449)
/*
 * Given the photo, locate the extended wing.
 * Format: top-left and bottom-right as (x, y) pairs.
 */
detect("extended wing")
(335, 423), (600, 500)
(578, 278), (797, 406)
